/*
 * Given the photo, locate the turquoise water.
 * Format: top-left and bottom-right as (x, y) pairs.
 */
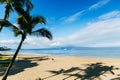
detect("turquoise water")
(1, 48), (120, 58)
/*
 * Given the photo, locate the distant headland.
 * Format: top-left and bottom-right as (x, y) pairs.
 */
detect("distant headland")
(0, 46), (11, 51)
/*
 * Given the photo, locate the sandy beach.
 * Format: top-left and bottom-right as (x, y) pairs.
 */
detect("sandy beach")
(0, 54), (120, 80)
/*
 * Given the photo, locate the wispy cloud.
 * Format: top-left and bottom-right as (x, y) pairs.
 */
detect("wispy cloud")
(62, 0), (110, 24)
(63, 10), (85, 23)
(98, 10), (120, 20)
(88, 0), (110, 10)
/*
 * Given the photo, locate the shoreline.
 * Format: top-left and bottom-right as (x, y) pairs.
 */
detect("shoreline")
(1, 52), (120, 59)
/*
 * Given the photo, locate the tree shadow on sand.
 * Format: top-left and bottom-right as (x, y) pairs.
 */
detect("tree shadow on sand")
(0, 56), (50, 76)
(43, 62), (119, 80)
(9, 59), (38, 75)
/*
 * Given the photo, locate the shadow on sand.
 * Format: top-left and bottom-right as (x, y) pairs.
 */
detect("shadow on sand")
(0, 56), (50, 76)
(42, 62), (119, 80)
(9, 59), (38, 75)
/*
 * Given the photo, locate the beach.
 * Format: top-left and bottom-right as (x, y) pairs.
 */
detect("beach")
(0, 0), (120, 80)
(0, 54), (120, 80)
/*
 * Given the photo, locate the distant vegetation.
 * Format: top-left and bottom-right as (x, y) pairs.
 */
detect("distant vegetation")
(0, 46), (11, 51)
(0, 56), (11, 67)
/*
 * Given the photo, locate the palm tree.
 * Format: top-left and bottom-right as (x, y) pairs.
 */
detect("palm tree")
(0, 11), (52, 80)
(0, 0), (33, 30)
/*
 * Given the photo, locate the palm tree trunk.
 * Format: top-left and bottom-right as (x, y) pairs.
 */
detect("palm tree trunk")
(2, 39), (24, 80)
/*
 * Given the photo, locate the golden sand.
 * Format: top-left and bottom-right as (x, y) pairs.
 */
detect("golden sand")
(0, 54), (120, 80)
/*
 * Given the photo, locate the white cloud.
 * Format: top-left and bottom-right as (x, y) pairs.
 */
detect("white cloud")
(98, 10), (120, 20)
(0, 37), (53, 49)
(0, 39), (19, 44)
(50, 41), (60, 46)
(89, 0), (110, 10)
(21, 36), (52, 48)
(63, 17), (120, 47)
(0, 39), (19, 48)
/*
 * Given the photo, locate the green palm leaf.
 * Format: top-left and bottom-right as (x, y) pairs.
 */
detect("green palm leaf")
(0, 0), (6, 3)
(31, 16), (46, 24)
(31, 28), (53, 40)
(30, 16), (46, 30)
(13, 30), (23, 37)
(0, 19), (18, 31)
(12, 0), (33, 14)
(0, 0), (13, 19)
(4, 3), (13, 19)
(0, 0), (33, 31)
(25, 0), (33, 12)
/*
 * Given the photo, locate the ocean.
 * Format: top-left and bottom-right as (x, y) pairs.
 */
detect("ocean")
(1, 47), (120, 58)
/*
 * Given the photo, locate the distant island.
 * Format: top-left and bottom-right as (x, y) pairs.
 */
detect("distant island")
(0, 46), (11, 51)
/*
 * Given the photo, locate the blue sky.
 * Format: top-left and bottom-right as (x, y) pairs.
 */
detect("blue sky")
(1, 0), (120, 48)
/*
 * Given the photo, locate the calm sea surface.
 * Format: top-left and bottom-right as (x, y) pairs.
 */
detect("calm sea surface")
(1, 48), (120, 58)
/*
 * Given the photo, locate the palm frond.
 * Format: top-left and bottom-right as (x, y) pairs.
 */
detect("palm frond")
(0, 0), (13, 31)
(31, 28), (52, 40)
(12, 1), (25, 15)
(0, 0), (6, 3)
(25, 0), (33, 12)
(4, 3), (13, 19)
(17, 15), (29, 31)
(0, 0), (13, 19)
(31, 16), (46, 25)
(11, 0), (33, 14)
(0, 19), (19, 31)
(30, 16), (46, 30)
(18, 15), (28, 23)
(18, 0), (33, 11)
(13, 30), (23, 37)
